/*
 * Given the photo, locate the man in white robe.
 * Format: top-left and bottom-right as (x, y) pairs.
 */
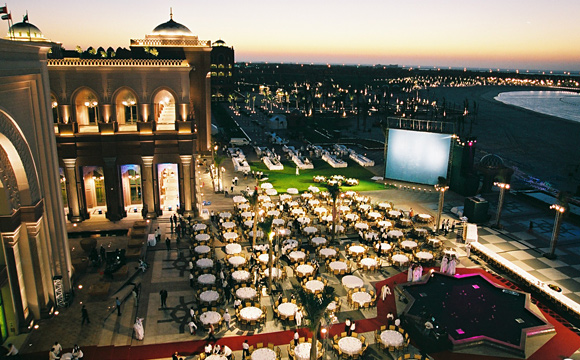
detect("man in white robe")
(407, 264), (414, 282)
(295, 308), (303, 326)
(134, 317), (144, 340)
(448, 257), (457, 275)
(381, 284), (391, 301)
(440, 255), (449, 273)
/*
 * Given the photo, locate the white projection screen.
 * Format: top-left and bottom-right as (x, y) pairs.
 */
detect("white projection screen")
(385, 129), (451, 185)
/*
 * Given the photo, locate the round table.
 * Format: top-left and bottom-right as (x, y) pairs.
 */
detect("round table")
(339, 205), (351, 213)
(220, 212), (232, 219)
(387, 230), (404, 239)
(193, 223), (207, 232)
(360, 257), (378, 268)
(301, 193), (313, 199)
(418, 213), (432, 222)
(400, 240), (418, 251)
(222, 221), (236, 230)
(225, 243), (242, 255)
(314, 207), (327, 215)
(338, 337), (362, 356)
(311, 237), (327, 246)
(233, 196), (247, 203)
(354, 195), (368, 203)
(358, 204), (371, 212)
(288, 201), (299, 207)
(319, 248), (337, 258)
(195, 233), (210, 242)
(375, 242), (392, 253)
(295, 264), (315, 277)
(265, 188), (278, 196)
(308, 199), (320, 206)
(264, 267), (283, 279)
(346, 213), (359, 221)
(388, 210), (402, 218)
(61, 354), (73, 360)
(200, 310), (222, 325)
(348, 245), (366, 256)
(415, 228), (429, 237)
(342, 275), (364, 289)
(258, 195), (271, 202)
(240, 306), (262, 321)
(305, 280), (325, 293)
(196, 258), (214, 269)
(277, 302), (298, 318)
(258, 253), (274, 264)
(194, 245), (211, 255)
(399, 218), (412, 227)
(380, 330), (404, 347)
(282, 239), (299, 253)
(267, 210), (280, 217)
(444, 249), (457, 257)
(351, 291), (372, 307)
(273, 218), (285, 226)
(377, 220), (393, 228)
(428, 238), (441, 247)
(303, 226), (317, 235)
(289, 250), (306, 262)
(329, 261), (347, 272)
(287, 188), (299, 195)
(236, 287), (257, 300)
(416, 251), (434, 261)
(365, 232), (380, 241)
(297, 216), (310, 225)
(199, 290), (220, 303)
(251, 348), (276, 360)
(367, 211), (382, 220)
(238, 203), (250, 210)
(241, 212), (253, 220)
(223, 232), (239, 242)
(198, 274), (216, 285)
(378, 202), (391, 209)
(294, 343), (318, 360)
(207, 355), (227, 360)
(232, 270), (251, 282)
(280, 194), (292, 201)
(354, 222), (369, 230)
(292, 208), (305, 216)
(244, 219), (254, 227)
(391, 254), (410, 266)
(228, 255), (246, 267)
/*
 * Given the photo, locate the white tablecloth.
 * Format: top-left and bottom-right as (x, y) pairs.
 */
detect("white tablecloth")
(301, 193), (313, 199)
(200, 311), (221, 325)
(399, 218), (412, 226)
(360, 257), (377, 268)
(297, 216), (310, 225)
(368, 211), (382, 219)
(240, 306), (262, 321)
(358, 204), (371, 212)
(364, 232), (379, 241)
(196, 258), (214, 269)
(378, 202), (391, 209)
(339, 205), (351, 213)
(195, 245), (211, 254)
(294, 343), (317, 360)
(199, 290), (219, 303)
(416, 251), (434, 260)
(375, 243), (392, 252)
(388, 210), (402, 217)
(289, 251), (306, 262)
(295, 264), (314, 277)
(303, 226), (317, 235)
(220, 212), (232, 219)
(348, 245), (366, 255)
(387, 230), (404, 238)
(244, 219), (254, 227)
(401, 240), (418, 250)
(319, 248), (337, 258)
(249, 230), (264, 238)
(311, 237), (327, 246)
(282, 239), (299, 253)
(342, 275), (364, 289)
(415, 228), (428, 237)
(273, 218), (285, 226)
(207, 355), (227, 360)
(242, 212), (253, 219)
(380, 330), (404, 347)
(232, 270), (251, 282)
(391, 254), (410, 265)
(233, 195), (247, 203)
(198, 274), (216, 285)
(195, 233), (210, 242)
(352, 291), (372, 306)
(354, 222), (368, 230)
(346, 213), (359, 221)
(222, 221), (236, 229)
(314, 207), (327, 215)
(305, 280), (324, 293)
(260, 266), (280, 279)
(377, 220), (393, 228)
(258, 253), (274, 264)
(193, 223), (207, 232)
(251, 348), (276, 360)
(292, 208), (305, 216)
(228, 256), (246, 267)
(444, 249), (457, 256)
(418, 213), (432, 221)
(277, 302), (298, 317)
(225, 243), (242, 254)
(308, 199), (320, 206)
(258, 195), (271, 202)
(329, 261), (347, 271)
(236, 287), (257, 300)
(428, 238), (440, 246)
(267, 210), (280, 217)
(238, 203), (250, 210)
(338, 337), (362, 356)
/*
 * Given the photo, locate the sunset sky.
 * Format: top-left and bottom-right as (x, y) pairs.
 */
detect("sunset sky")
(5, 0), (580, 71)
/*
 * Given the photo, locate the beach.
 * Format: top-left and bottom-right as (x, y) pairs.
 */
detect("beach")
(422, 86), (580, 193)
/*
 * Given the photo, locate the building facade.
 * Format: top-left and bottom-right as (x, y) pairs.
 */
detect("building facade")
(210, 39), (235, 100)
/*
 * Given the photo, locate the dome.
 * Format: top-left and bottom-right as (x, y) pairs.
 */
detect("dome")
(213, 39), (226, 46)
(151, 18), (192, 36)
(479, 154), (504, 169)
(7, 21), (47, 41)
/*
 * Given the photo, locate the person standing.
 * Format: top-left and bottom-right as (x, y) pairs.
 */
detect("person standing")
(381, 284), (391, 301)
(53, 342), (62, 357)
(242, 340), (250, 359)
(81, 305), (90, 325)
(207, 323), (217, 341)
(344, 318), (351, 334)
(465, 242), (471, 258)
(115, 297), (122, 316)
(188, 319), (197, 335)
(224, 309), (231, 329)
(160, 289), (168, 308)
(294, 330), (299, 346)
(165, 237), (171, 251)
(6, 343), (18, 357)
(295, 308), (303, 327)
(440, 255), (449, 273)
(189, 272), (194, 288)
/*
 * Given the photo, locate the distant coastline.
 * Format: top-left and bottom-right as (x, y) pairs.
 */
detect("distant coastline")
(494, 90), (580, 124)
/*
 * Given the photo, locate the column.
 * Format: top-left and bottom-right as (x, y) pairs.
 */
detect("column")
(63, 158), (82, 223)
(103, 157), (124, 221)
(2, 227), (28, 334)
(141, 156), (156, 219)
(180, 155), (193, 216)
(23, 220), (51, 318)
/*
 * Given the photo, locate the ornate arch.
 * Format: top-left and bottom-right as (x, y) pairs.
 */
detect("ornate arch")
(149, 86), (180, 105)
(0, 144), (20, 210)
(0, 110), (41, 205)
(111, 86), (141, 104)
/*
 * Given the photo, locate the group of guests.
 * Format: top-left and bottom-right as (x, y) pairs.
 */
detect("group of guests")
(407, 263), (424, 282)
(440, 254), (458, 275)
(203, 343), (233, 360)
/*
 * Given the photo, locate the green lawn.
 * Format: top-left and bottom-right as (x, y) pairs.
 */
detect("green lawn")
(249, 159), (386, 193)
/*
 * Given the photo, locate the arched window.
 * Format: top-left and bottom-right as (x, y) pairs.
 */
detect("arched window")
(153, 89), (176, 126)
(74, 88), (99, 125)
(114, 88), (139, 125)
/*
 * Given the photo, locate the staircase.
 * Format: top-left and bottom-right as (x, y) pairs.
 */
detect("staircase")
(158, 103), (175, 124)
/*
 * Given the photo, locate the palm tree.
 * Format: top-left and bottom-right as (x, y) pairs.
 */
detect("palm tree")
(292, 284), (335, 360)
(213, 154), (225, 192)
(326, 183), (341, 244)
(242, 188), (260, 248)
(258, 218), (274, 294)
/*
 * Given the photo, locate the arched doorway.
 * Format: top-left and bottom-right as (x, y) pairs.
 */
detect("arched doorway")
(153, 89), (176, 130)
(157, 163), (179, 211)
(82, 166), (106, 214)
(74, 88), (100, 126)
(115, 88), (139, 126)
(120, 164), (142, 214)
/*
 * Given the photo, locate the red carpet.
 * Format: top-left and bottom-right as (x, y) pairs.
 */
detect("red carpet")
(20, 267), (580, 360)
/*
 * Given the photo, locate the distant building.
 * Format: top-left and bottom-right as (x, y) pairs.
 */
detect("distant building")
(211, 39), (235, 101)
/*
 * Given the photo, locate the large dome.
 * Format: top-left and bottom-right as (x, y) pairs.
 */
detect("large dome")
(7, 21), (47, 41)
(151, 18), (192, 36)
(479, 154), (505, 169)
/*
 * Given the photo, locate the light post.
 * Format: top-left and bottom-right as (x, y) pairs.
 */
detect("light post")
(544, 204), (566, 260)
(493, 182), (510, 228)
(434, 183), (449, 234)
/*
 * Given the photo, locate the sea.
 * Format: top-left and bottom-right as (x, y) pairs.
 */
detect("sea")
(494, 90), (580, 124)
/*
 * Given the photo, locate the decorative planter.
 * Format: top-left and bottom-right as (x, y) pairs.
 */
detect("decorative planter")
(98, 121), (117, 134)
(137, 121), (155, 134)
(176, 121), (192, 133)
(79, 237), (97, 254)
(57, 122), (77, 135)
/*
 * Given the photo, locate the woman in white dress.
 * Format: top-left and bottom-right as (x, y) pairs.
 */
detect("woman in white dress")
(440, 255), (449, 274)
(413, 265), (423, 282)
(407, 264), (414, 282)
(295, 308), (303, 327)
(448, 256), (457, 275)
(134, 317), (144, 340)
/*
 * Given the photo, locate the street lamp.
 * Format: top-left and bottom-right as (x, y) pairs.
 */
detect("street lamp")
(434, 183), (449, 234)
(544, 204), (566, 260)
(493, 182), (510, 228)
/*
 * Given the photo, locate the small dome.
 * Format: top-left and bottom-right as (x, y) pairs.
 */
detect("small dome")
(479, 154), (504, 169)
(213, 39), (226, 46)
(7, 21), (47, 41)
(151, 18), (192, 36)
